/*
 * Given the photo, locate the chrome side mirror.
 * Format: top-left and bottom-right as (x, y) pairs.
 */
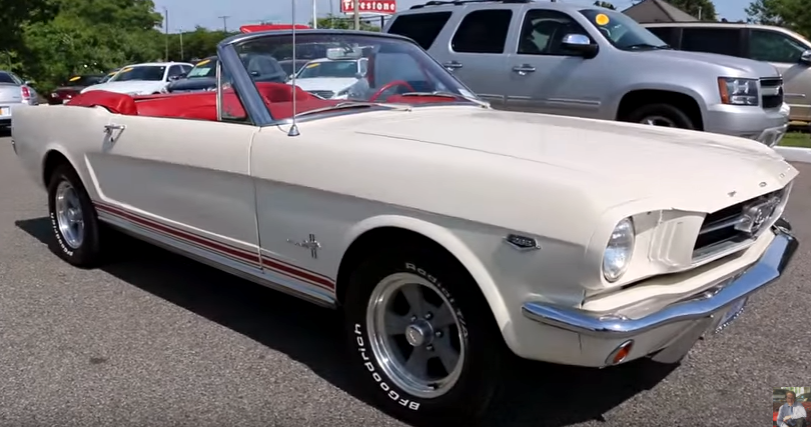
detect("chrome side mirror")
(800, 49), (811, 65)
(560, 33), (599, 58)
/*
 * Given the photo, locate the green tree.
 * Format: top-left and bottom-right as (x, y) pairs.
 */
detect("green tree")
(0, 0), (59, 54)
(593, 1), (617, 9)
(667, 0), (717, 21)
(311, 14), (380, 31)
(746, 0), (810, 38)
(167, 27), (238, 62)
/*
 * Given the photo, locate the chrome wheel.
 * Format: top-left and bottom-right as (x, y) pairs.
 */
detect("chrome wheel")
(366, 272), (465, 399)
(54, 180), (84, 249)
(640, 115), (676, 127)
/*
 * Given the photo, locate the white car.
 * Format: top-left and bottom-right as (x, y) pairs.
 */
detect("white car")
(292, 57), (369, 99)
(81, 62), (194, 96)
(10, 30), (799, 425)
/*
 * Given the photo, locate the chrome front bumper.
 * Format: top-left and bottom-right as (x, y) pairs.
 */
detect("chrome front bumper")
(521, 224), (798, 364)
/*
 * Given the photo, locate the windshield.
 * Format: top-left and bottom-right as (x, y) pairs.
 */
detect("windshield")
(232, 33), (480, 119)
(110, 65), (167, 82)
(579, 9), (669, 50)
(297, 60), (361, 79)
(187, 58), (217, 78)
(64, 75), (102, 86)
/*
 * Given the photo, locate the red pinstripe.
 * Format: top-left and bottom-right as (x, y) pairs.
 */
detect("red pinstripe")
(93, 201), (335, 291)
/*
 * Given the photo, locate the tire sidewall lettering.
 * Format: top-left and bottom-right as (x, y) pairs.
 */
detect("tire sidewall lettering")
(49, 210), (75, 257)
(354, 322), (421, 411)
(405, 262), (468, 338)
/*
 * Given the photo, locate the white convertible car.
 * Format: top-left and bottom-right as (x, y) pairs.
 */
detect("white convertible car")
(10, 30), (800, 424)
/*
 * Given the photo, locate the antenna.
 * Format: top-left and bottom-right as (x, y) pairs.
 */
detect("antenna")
(288, 0), (300, 137)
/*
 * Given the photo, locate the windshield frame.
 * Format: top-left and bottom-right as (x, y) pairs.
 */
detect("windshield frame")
(578, 8), (669, 51)
(215, 30), (484, 126)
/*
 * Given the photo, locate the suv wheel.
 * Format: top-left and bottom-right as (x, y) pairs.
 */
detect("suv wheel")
(626, 103), (695, 129)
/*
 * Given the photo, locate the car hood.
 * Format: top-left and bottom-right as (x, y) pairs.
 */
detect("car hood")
(167, 77), (216, 92)
(323, 107), (796, 213)
(292, 77), (358, 92)
(82, 80), (166, 95)
(642, 49), (780, 77)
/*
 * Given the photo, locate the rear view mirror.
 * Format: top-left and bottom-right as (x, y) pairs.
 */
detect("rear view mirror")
(560, 33), (599, 58)
(801, 49), (811, 65)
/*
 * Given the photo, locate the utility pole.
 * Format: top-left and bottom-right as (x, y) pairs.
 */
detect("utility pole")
(698, 6), (702, 20)
(312, 0), (318, 28)
(164, 7), (169, 62)
(218, 15), (230, 32)
(353, 0), (360, 30)
(179, 30), (184, 61)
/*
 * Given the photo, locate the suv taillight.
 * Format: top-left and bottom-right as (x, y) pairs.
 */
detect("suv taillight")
(20, 86), (31, 103)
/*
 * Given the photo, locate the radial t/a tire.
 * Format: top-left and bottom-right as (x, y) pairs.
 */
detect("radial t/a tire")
(343, 245), (507, 426)
(46, 164), (104, 267)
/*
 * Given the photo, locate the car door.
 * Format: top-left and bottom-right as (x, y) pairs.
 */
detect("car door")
(503, 8), (604, 118)
(746, 28), (811, 123)
(428, 8), (515, 108)
(85, 85), (263, 275)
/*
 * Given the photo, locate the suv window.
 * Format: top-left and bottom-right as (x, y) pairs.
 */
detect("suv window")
(517, 9), (591, 56)
(749, 29), (807, 63)
(168, 65), (185, 78)
(387, 12), (452, 50)
(646, 27), (677, 46)
(681, 28), (742, 56)
(451, 9), (512, 54)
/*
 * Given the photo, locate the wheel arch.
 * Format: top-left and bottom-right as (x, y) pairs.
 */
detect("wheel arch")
(616, 88), (705, 130)
(42, 148), (79, 188)
(335, 215), (511, 331)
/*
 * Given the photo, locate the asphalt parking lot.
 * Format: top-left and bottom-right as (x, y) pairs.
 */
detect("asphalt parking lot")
(0, 134), (809, 427)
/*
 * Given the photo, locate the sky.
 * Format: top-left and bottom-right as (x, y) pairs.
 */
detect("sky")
(151, 0), (751, 32)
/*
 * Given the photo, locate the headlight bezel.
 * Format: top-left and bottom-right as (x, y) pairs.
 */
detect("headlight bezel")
(602, 217), (636, 283)
(717, 77), (759, 107)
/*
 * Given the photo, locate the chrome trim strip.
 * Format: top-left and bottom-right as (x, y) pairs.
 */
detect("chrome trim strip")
(521, 225), (797, 338)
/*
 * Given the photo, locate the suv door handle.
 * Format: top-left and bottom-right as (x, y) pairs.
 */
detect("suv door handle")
(512, 64), (537, 75)
(442, 61), (463, 70)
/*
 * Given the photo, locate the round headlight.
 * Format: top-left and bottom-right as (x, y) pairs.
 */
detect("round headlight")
(602, 217), (635, 282)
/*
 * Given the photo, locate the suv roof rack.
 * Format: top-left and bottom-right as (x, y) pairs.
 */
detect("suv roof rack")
(410, 0), (532, 10)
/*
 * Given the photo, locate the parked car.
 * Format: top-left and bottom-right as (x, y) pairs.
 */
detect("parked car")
(11, 29), (799, 425)
(278, 58), (310, 77)
(47, 74), (104, 105)
(99, 68), (121, 84)
(82, 62), (194, 96)
(164, 56), (217, 93)
(292, 57), (369, 99)
(384, 0), (790, 146)
(642, 22), (811, 126)
(0, 70), (39, 129)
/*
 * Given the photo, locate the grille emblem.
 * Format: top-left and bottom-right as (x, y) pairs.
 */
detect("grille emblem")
(734, 197), (780, 235)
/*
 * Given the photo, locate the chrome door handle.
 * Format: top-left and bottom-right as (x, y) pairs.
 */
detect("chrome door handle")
(103, 123), (126, 133)
(443, 61), (463, 70)
(512, 65), (537, 75)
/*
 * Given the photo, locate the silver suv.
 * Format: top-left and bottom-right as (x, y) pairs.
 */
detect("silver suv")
(384, 0), (790, 146)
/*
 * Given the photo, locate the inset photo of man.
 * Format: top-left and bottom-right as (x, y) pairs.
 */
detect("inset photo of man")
(774, 388), (811, 427)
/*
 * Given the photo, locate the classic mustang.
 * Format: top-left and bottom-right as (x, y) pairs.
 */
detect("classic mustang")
(10, 29), (800, 424)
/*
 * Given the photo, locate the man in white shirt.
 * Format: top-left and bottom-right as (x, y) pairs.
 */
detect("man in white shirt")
(777, 391), (808, 427)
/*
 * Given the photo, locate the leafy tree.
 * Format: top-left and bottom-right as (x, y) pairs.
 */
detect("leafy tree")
(0, 0), (59, 53)
(311, 14), (380, 31)
(166, 27), (238, 62)
(746, 0), (811, 38)
(593, 1), (617, 9)
(667, 0), (717, 21)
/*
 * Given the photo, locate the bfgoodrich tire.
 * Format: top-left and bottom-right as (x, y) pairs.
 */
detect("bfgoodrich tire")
(46, 164), (104, 267)
(343, 246), (507, 425)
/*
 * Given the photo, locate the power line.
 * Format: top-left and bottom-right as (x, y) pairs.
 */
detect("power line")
(218, 15), (230, 32)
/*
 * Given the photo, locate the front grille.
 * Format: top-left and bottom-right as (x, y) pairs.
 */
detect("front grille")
(309, 90), (335, 99)
(760, 77), (783, 109)
(693, 188), (785, 260)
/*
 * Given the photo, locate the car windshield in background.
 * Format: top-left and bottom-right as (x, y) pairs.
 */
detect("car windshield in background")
(64, 76), (102, 86)
(187, 59), (217, 78)
(297, 60), (359, 78)
(579, 9), (669, 51)
(233, 33), (480, 116)
(110, 65), (166, 82)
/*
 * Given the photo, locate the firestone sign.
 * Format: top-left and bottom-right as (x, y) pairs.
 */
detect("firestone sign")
(340, 0), (397, 15)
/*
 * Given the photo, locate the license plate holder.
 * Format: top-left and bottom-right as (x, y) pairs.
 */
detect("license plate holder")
(0, 106), (8, 116)
(714, 297), (748, 333)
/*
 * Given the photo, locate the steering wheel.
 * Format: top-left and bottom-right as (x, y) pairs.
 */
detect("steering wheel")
(369, 80), (416, 102)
